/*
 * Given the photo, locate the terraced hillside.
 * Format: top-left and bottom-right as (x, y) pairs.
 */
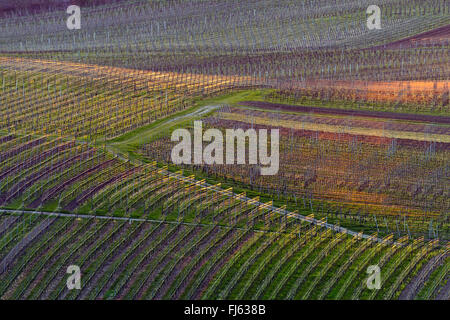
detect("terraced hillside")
(0, 124), (448, 300)
(0, 212), (448, 300)
(0, 0), (448, 301)
(0, 57), (250, 140)
(141, 102), (450, 240)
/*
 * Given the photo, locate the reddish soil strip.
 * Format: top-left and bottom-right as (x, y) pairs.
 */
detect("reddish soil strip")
(22, 219), (90, 299)
(204, 117), (450, 151)
(172, 228), (237, 300)
(29, 157), (115, 208)
(0, 217), (56, 275)
(191, 230), (254, 300)
(0, 137), (47, 162)
(0, 142), (76, 181)
(3, 219), (80, 299)
(371, 24), (450, 49)
(97, 223), (168, 299)
(435, 279), (450, 300)
(116, 224), (185, 299)
(1, 149), (96, 206)
(0, 135), (15, 145)
(38, 220), (106, 300)
(0, 216), (19, 237)
(153, 226), (220, 300)
(239, 101), (450, 124)
(59, 221), (129, 300)
(77, 222), (147, 300)
(229, 106), (450, 135)
(135, 226), (202, 300)
(64, 166), (141, 211)
(399, 252), (449, 300)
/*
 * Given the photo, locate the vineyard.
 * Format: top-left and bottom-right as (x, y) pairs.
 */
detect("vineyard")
(0, 57), (251, 140)
(142, 103), (450, 240)
(0, 0), (448, 301)
(0, 212), (447, 300)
